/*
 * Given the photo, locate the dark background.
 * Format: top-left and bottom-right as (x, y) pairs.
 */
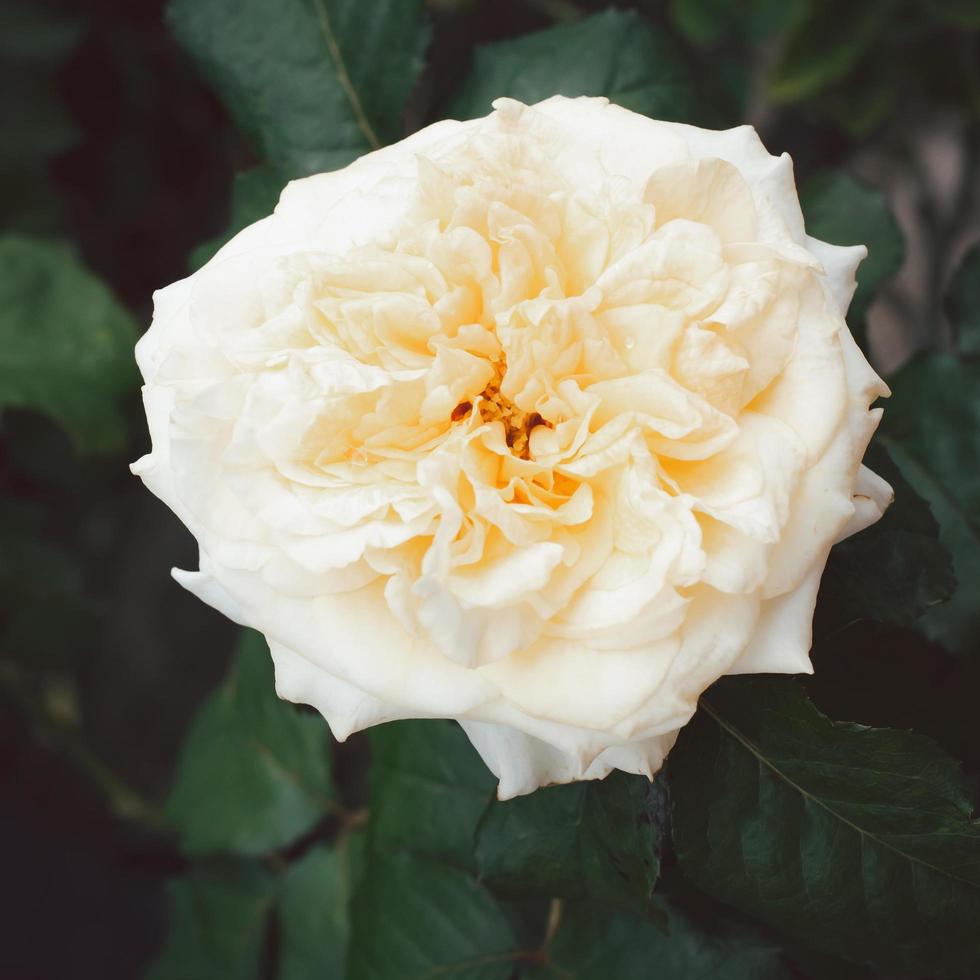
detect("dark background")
(2, 1), (978, 976)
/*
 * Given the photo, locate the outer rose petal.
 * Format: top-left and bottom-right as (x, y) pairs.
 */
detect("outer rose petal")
(461, 719), (677, 800)
(134, 96), (890, 797)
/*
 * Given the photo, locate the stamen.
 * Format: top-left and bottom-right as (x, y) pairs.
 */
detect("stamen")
(450, 376), (551, 460)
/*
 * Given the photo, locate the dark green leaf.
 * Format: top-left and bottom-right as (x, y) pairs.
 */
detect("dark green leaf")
(816, 442), (955, 636)
(806, 621), (980, 778)
(367, 719), (495, 869)
(190, 166), (285, 271)
(540, 899), (794, 980)
(166, 630), (334, 856)
(669, 0), (731, 44)
(0, 236), (138, 454)
(880, 353), (980, 655)
(800, 170), (905, 327)
(671, 676), (980, 977)
(351, 722), (529, 977)
(146, 861), (275, 980)
(475, 771), (666, 910)
(669, 0), (806, 45)
(348, 851), (521, 980)
(947, 239), (980, 356)
(278, 844), (351, 980)
(769, 0), (884, 102)
(449, 10), (696, 124)
(167, 0), (430, 176)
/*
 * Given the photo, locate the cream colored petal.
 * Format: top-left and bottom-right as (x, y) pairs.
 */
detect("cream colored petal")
(517, 95), (689, 191)
(269, 638), (407, 741)
(461, 718), (676, 799)
(478, 631), (680, 733)
(587, 369), (738, 461)
(807, 238), (866, 318)
(698, 515), (771, 594)
(726, 564), (822, 676)
(645, 158), (758, 243)
(614, 587), (760, 740)
(837, 464), (894, 542)
(665, 412), (806, 543)
(193, 567), (499, 718)
(747, 283), (849, 464)
(761, 424), (866, 599)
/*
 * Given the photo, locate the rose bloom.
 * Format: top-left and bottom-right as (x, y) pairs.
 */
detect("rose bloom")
(134, 97), (891, 798)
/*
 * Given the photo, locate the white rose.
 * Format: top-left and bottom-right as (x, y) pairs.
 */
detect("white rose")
(134, 96), (891, 798)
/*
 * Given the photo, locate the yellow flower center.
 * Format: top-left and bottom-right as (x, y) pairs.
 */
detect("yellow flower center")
(452, 361), (552, 460)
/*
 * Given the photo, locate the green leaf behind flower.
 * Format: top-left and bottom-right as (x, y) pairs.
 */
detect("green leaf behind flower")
(148, 843), (356, 980)
(800, 170), (905, 328)
(816, 442), (955, 637)
(671, 676), (980, 977)
(146, 861), (276, 980)
(167, 0), (430, 176)
(278, 844), (353, 980)
(349, 721), (518, 978)
(475, 771), (666, 912)
(166, 630), (335, 856)
(349, 851), (523, 980)
(189, 166), (286, 271)
(367, 719), (496, 868)
(880, 353), (980, 656)
(353, 720), (791, 977)
(0, 236), (138, 455)
(449, 10), (696, 124)
(537, 899), (795, 980)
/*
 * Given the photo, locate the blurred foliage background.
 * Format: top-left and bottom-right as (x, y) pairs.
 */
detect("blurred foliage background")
(2, 0), (980, 977)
